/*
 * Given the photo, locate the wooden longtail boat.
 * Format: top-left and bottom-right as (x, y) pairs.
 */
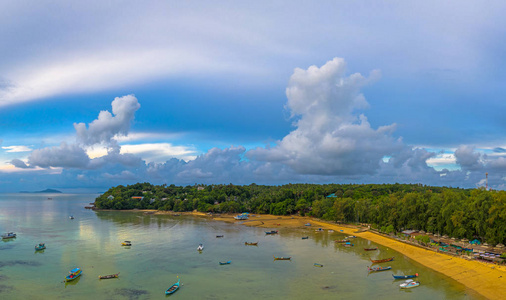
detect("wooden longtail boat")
(216, 235), (224, 238)
(314, 263), (323, 267)
(273, 256), (291, 260)
(99, 272), (119, 279)
(393, 273), (418, 280)
(245, 242), (258, 246)
(301, 236), (309, 239)
(400, 279), (420, 288)
(121, 241), (132, 246)
(265, 230), (278, 234)
(364, 247), (378, 251)
(1, 232), (16, 239)
(368, 266), (392, 272)
(335, 239), (350, 243)
(165, 278), (180, 295)
(370, 257), (394, 263)
(35, 243), (46, 251)
(65, 267), (82, 282)
(219, 261), (231, 265)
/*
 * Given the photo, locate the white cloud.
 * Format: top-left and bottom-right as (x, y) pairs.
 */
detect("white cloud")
(2, 145), (32, 152)
(120, 143), (197, 163)
(249, 58), (402, 175)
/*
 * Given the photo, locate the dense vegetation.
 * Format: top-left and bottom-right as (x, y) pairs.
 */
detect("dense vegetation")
(94, 183), (506, 245)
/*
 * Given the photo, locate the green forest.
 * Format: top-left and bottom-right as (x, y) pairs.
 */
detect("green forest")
(94, 183), (506, 245)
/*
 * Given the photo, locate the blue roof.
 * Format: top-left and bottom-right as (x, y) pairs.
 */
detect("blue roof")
(70, 267), (80, 273)
(326, 193), (337, 198)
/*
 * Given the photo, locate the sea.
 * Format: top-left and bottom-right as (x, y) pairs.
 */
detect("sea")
(0, 193), (485, 299)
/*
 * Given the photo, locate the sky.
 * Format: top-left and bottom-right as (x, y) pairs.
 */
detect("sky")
(1, 1), (506, 192)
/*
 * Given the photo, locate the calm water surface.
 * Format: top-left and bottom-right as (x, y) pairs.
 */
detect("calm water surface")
(0, 194), (485, 299)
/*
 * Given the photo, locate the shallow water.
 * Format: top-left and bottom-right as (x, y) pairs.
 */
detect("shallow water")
(0, 194), (485, 299)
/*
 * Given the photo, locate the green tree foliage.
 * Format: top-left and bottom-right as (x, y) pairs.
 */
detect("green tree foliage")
(93, 183), (506, 245)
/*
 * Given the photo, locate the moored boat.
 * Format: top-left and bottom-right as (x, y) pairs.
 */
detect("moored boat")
(301, 236), (309, 239)
(2, 232), (16, 239)
(370, 257), (394, 263)
(265, 230), (278, 235)
(364, 247), (378, 251)
(69, 215), (74, 219)
(121, 241), (132, 246)
(216, 235), (224, 238)
(305, 223), (311, 226)
(273, 255), (291, 260)
(245, 242), (258, 246)
(219, 261), (231, 265)
(335, 239), (350, 243)
(368, 266), (392, 272)
(400, 279), (420, 288)
(393, 273), (418, 280)
(165, 277), (180, 295)
(343, 242), (354, 247)
(65, 267), (82, 281)
(35, 243), (46, 251)
(99, 272), (119, 279)
(197, 244), (204, 251)
(314, 263), (323, 267)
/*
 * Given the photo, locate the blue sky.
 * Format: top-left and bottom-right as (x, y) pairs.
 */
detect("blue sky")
(1, 1), (506, 192)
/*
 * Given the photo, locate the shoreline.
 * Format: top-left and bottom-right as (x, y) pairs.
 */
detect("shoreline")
(100, 209), (505, 299)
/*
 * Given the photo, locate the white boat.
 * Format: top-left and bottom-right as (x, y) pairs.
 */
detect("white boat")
(1, 232), (16, 239)
(69, 215), (75, 219)
(197, 244), (204, 251)
(400, 279), (420, 289)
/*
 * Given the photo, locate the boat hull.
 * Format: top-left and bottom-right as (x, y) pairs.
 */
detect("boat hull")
(165, 280), (180, 295)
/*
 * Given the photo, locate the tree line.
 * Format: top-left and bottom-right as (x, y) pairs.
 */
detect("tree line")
(94, 182), (506, 245)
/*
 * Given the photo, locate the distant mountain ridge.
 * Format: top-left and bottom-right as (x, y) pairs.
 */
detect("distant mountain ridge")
(19, 188), (62, 193)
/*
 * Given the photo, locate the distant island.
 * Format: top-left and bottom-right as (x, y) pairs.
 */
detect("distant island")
(19, 188), (62, 193)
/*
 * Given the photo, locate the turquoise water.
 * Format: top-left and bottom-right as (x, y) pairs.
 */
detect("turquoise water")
(0, 194), (485, 299)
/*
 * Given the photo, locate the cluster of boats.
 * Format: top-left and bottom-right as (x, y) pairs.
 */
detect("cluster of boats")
(367, 254), (421, 288)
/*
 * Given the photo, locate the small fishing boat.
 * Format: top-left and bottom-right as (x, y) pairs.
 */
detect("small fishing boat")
(245, 242), (258, 246)
(335, 239), (350, 243)
(265, 230), (278, 235)
(400, 279), (420, 289)
(328, 230), (334, 233)
(364, 247), (378, 251)
(121, 241), (132, 246)
(305, 223), (311, 226)
(368, 266), (392, 272)
(219, 261), (231, 265)
(1, 232), (16, 239)
(35, 243), (46, 251)
(99, 272), (119, 279)
(197, 244), (204, 251)
(370, 257), (394, 263)
(393, 273), (418, 280)
(301, 236), (309, 239)
(343, 242), (354, 247)
(315, 228), (324, 232)
(69, 215), (74, 219)
(165, 277), (180, 295)
(314, 263), (323, 267)
(216, 235), (224, 238)
(65, 267), (82, 281)
(273, 256), (291, 260)
(347, 235), (357, 238)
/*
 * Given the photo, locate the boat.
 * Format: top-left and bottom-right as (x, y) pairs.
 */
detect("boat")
(216, 235), (224, 238)
(305, 223), (311, 226)
(315, 228), (324, 232)
(314, 263), (323, 267)
(400, 279), (420, 289)
(335, 239), (350, 243)
(245, 242), (258, 246)
(343, 242), (354, 247)
(364, 247), (378, 251)
(393, 273), (418, 280)
(328, 230), (334, 233)
(273, 256), (291, 260)
(234, 215), (249, 220)
(368, 266), (392, 272)
(301, 236), (309, 239)
(219, 261), (231, 265)
(1, 232), (16, 239)
(99, 272), (119, 279)
(370, 257), (394, 263)
(69, 215), (74, 219)
(121, 241), (132, 246)
(347, 235), (357, 238)
(197, 244), (204, 251)
(65, 267), (82, 281)
(35, 243), (46, 251)
(265, 230), (278, 235)
(165, 277), (180, 295)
